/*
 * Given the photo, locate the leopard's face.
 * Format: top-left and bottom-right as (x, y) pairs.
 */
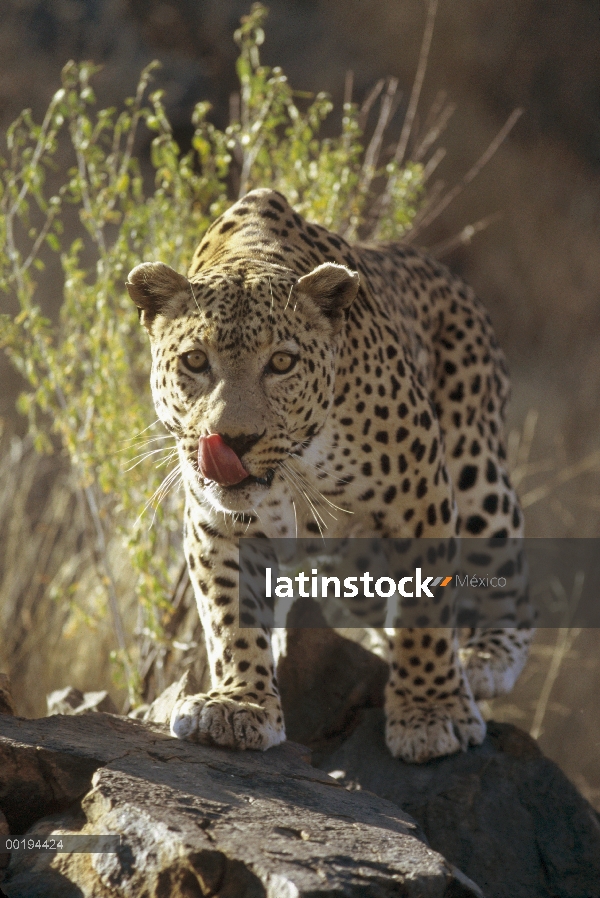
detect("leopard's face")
(128, 260), (359, 514)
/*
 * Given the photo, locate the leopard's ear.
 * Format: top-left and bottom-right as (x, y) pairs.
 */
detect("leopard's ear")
(296, 263), (359, 334)
(126, 262), (191, 329)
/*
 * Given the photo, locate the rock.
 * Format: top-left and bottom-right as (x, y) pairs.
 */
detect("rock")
(3, 627), (598, 897)
(46, 686), (85, 715)
(276, 599), (388, 754)
(77, 691), (118, 715)
(0, 713), (479, 897)
(47, 687), (118, 716)
(318, 709), (600, 898)
(127, 703), (149, 720)
(0, 809), (9, 877)
(0, 676), (15, 717)
(0, 718), (102, 836)
(143, 667), (199, 724)
(276, 626), (600, 897)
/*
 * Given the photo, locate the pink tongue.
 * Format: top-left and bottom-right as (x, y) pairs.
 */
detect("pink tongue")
(198, 434), (249, 486)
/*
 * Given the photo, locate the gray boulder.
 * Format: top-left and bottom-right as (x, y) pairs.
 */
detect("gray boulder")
(276, 623), (600, 898)
(47, 686), (118, 716)
(0, 712), (481, 897)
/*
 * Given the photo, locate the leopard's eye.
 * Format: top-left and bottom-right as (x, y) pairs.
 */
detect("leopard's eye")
(268, 351), (297, 374)
(181, 349), (209, 373)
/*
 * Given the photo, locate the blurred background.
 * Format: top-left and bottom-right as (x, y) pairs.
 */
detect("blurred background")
(0, 0), (599, 807)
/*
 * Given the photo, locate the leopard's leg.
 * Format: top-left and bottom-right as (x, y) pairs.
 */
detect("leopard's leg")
(170, 507), (285, 750)
(379, 422), (487, 762)
(444, 447), (535, 699)
(431, 278), (534, 703)
(383, 535), (485, 761)
(461, 625), (534, 699)
(385, 625), (485, 762)
(458, 535), (535, 700)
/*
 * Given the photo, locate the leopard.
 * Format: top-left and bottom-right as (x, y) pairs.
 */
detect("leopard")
(126, 187), (534, 763)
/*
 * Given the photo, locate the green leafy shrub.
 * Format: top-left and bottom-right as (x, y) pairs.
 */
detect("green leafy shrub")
(0, 3), (425, 703)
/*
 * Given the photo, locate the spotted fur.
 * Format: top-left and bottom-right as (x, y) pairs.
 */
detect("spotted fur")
(127, 188), (533, 762)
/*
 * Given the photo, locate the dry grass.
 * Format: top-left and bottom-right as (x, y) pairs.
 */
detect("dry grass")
(0, 423), (104, 716)
(483, 412), (600, 809)
(0, 418), (210, 717)
(508, 408), (600, 533)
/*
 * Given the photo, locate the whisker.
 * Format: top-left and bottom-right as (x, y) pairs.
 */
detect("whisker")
(123, 445), (177, 472)
(281, 465), (310, 539)
(289, 454), (354, 515)
(135, 465), (181, 529)
(268, 277), (274, 319)
(118, 434), (173, 453)
(282, 462), (325, 510)
(283, 461), (342, 520)
(155, 450), (179, 469)
(154, 466), (181, 502)
(281, 465), (327, 536)
(289, 467), (338, 517)
(153, 466), (182, 506)
(283, 471), (319, 535)
(249, 506), (263, 531)
(149, 469), (182, 529)
(284, 282), (294, 311)
(189, 281), (202, 314)
(120, 419), (161, 442)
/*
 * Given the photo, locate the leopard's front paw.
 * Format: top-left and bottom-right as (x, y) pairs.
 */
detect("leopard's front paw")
(170, 691), (286, 751)
(384, 689), (486, 763)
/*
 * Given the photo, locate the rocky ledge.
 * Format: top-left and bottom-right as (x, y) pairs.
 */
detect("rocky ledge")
(0, 712), (479, 898)
(0, 623), (599, 897)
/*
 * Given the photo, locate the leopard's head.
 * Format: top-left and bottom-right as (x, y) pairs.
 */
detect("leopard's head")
(127, 259), (359, 513)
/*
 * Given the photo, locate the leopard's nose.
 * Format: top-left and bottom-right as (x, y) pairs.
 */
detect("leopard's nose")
(220, 432), (263, 458)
